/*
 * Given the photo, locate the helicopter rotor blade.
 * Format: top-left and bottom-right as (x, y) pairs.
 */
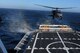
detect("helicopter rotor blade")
(58, 7), (75, 9)
(35, 4), (57, 9)
(35, 4), (75, 9)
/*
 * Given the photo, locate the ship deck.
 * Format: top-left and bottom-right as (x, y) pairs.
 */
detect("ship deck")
(25, 32), (80, 53)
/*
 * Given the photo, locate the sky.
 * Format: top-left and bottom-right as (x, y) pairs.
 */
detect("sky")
(0, 0), (80, 12)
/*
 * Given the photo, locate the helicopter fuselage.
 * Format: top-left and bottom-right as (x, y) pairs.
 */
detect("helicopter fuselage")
(52, 10), (63, 19)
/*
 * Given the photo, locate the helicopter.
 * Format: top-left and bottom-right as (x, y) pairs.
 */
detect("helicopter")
(35, 4), (74, 20)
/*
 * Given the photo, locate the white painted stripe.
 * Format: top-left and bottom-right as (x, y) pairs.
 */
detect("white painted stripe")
(45, 38), (49, 40)
(64, 38), (67, 40)
(37, 38), (39, 39)
(51, 38), (53, 40)
(26, 46), (31, 50)
(72, 38), (76, 40)
(78, 38), (80, 40)
(41, 38), (44, 40)
(68, 38), (71, 40)
(34, 47), (38, 49)
(77, 34), (80, 37)
(31, 37), (80, 41)
(57, 32), (69, 53)
(54, 38), (58, 40)
(39, 47), (44, 49)
(31, 33), (39, 53)
(32, 38), (34, 40)
(52, 47), (56, 49)
(75, 47), (80, 49)
(27, 47), (80, 50)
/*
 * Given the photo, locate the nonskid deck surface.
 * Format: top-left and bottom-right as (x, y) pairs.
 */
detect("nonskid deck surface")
(26, 32), (80, 53)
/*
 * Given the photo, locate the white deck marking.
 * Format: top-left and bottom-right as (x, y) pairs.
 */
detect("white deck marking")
(45, 38), (49, 40)
(26, 46), (31, 50)
(35, 37), (78, 40)
(68, 38), (71, 40)
(64, 38), (67, 40)
(33, 35), (35, 37)
(46, 41), (80, 53)
(34, 47), (38, 49)
(77, 34), (80, 37)
(72, 38), (76, 40)
(51, 38), (53, 40)
(39, 47), (44, 50)
(57, 32), (69, 53)
(54, 38), (58, 40)
(32, 38), (34, 40)
(31, 33), (39, 53)
(41, 38), (44, 40)
(52, 47), (56, 49)
(78, 38), (80, 40)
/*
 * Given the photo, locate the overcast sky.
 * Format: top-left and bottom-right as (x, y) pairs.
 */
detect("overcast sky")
(0, 0), (80, 12)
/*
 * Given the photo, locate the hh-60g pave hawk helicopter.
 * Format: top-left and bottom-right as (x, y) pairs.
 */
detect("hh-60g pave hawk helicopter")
(35, 4), (74, 20)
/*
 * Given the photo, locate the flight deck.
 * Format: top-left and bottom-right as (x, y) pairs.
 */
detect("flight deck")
(25, 32), (80, 53)
(14, 25), (80, 53)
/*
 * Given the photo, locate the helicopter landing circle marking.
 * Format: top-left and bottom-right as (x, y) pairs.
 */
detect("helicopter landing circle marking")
(46, 41), (80, 53)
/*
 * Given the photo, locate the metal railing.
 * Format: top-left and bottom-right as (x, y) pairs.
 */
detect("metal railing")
(14, 30), (39, 53)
